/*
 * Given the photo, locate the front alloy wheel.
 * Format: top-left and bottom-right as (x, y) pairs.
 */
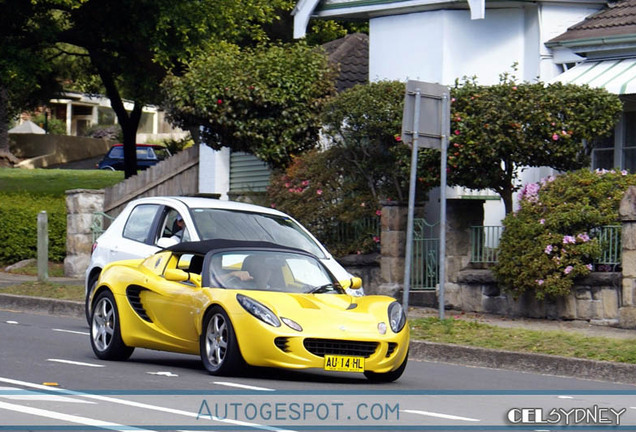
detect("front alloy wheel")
(90, 291), (134, 360)
(200, 307), (243, 375)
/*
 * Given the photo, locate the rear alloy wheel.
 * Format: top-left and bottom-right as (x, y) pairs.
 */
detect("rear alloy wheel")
(90, 291), (134, 360)
(363, 351), (408, 383)
(84, 274), (98, 325)
(200, 307), (243, 375)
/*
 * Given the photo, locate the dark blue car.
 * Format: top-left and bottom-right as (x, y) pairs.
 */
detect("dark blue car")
(97, 144), (171, 171)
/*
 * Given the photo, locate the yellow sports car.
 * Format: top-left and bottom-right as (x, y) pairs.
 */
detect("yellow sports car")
(89, 239), (410, 382)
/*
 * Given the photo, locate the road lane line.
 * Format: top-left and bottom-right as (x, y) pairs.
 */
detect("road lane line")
(0, 400), (156, 431)
(213, 381), (275, 391)
(402, 409), (481, 422)
(53, 328), (90, 336)
(0, 386), (94, 403)
(48, 358), (105, 368)
(0, 376), (296, 432)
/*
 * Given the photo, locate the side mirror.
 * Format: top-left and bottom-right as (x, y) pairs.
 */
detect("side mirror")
(164, 269), (201, 287)
(340, 276), (363, 290)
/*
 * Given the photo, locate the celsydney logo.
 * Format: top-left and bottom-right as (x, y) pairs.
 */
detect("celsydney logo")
(507, 405), (626, 426)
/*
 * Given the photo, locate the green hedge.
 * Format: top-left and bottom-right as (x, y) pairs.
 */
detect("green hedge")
(0, 193), (66, 263)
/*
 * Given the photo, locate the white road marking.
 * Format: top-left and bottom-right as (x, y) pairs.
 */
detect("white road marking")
(6, 320), (18, 325)
(53, 328), (90, 336)
(47, 359), (105, 368)
(0, 387), (94, 403)
(558, 395), (574, 399)
(0, 376), (296, 432)
(147, 371), (178, 377)
(403, 409), (481, 422)
(212, 381), (275, 391)
(0, 400), (155, 431)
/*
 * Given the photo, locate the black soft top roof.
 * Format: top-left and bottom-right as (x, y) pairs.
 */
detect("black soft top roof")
(165, 239), (310, 256)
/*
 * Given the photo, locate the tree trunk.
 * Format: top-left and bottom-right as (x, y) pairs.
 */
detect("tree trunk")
(0, 86), (10, 154)
(501, 187), (514, 215)
(92, 54), (142, 179)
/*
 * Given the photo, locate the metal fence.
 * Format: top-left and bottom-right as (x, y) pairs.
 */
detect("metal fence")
(470, 226), (504, 264)
(470, 225), (622, 267)
(411, 218), (439, 290)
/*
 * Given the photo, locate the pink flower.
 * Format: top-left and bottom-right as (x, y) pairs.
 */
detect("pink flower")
(373, 236), (380, 243)
(539, 219), (545, 225)
(270, 203), (276, 208)
(564, 265), (574, 275)
(301, 180), (309, 186)
(454, 130), (460, 135)
(375, 210), (382, 216)
(586, 264), (593, 271)
(544, 245), (553, 254)
(394, 134), (402, 142)
(217, 99), (223, 105)
(577, 233), (590, 243)
(563, 235), (576, 244)
(316, 189), (323, 195)
(360, 202), (366, 207)
(552, 133), (559, 141)
(536, 279), (544, 285)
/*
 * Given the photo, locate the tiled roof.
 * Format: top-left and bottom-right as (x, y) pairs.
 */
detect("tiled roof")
(322, 33), (369, 92)
(549, 0), (636, 43)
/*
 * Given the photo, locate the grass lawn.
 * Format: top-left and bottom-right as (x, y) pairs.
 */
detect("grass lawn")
(410, 317), (636, 364)
(0, 282), (84, 301)
(0, 168), (123, 196)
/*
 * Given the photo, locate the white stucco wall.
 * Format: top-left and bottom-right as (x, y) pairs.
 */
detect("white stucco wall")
(370, 8), (530, 85)
(369, 3), (602, 85)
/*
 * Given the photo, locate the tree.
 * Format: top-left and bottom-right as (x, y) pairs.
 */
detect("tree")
(162, 41), (336, 168)
(52, 0), (291, 178)
(0, 0), (60, 158)
(321, 80), (417, 202)
(423, 74), (623, 213)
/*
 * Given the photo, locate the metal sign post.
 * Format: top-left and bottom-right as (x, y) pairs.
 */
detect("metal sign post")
(401, 81), (450, 319)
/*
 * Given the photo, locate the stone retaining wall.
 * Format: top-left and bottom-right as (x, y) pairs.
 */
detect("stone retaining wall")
(445, 269), (621, 326)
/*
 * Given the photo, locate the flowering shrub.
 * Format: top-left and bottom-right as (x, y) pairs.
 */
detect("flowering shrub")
(268, 149), (381, 256)
(494, 169), (636, 300)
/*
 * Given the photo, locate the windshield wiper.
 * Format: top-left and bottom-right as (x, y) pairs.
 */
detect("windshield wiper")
(305, 284), (335, 294)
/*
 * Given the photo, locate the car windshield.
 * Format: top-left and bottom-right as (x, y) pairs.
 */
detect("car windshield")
(208, 250), (341, 293)
(190, 209), (326, 258)
(107, 146), (124, 159)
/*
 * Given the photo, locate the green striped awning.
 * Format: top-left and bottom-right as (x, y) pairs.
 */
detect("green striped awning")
(551, 59), (636, 95)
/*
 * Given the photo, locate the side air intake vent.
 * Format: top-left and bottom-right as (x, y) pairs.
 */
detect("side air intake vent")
(126, 286), (152, 322)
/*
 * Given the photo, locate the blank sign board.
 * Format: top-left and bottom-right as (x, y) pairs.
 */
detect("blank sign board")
(401, 81), (449, 150)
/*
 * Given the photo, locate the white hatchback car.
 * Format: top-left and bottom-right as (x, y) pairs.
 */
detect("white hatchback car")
(85, 196), (361, 321)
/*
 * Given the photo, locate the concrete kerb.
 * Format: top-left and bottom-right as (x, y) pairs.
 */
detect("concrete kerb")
(2, 293), (636, 385)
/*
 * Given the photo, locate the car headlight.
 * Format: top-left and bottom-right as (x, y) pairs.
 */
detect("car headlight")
(388, 301), (406, 333)
(237, 294), (280, 327)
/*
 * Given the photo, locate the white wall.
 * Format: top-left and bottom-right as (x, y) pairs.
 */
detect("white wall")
(370, 8), (529, 86)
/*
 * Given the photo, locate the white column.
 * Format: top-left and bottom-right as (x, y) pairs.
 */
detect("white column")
(198, 144), (230, 200)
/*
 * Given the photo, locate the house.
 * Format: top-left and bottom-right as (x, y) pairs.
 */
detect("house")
(293, 0), (629, 223)
(548, 0), (636, 173)
(48, 91), (184, 143)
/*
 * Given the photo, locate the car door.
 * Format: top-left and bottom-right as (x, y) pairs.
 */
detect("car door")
(135, 252), (206, 352)
(109, 204), (163, 262)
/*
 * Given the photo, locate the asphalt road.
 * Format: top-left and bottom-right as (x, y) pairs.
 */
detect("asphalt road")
(2, 310), (636, 431)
